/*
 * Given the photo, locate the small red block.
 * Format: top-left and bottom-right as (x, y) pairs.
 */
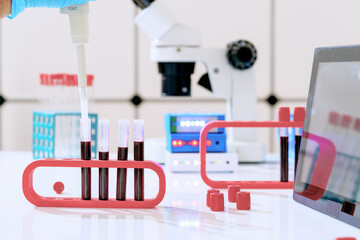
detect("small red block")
(210, 192), (224, 211)
(206, 189), (220, 207)
(53, 181), (64, 194)
(336, 238), (357, 240)
(228, 185), (241, 203)
(237, 192), (251, 210)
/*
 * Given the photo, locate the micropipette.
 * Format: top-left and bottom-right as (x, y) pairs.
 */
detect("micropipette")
(60, 3), (90, 123)
(60, 3), (91, 200)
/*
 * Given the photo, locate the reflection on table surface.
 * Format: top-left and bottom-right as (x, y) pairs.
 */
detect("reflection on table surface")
(0, 151), (359, 240)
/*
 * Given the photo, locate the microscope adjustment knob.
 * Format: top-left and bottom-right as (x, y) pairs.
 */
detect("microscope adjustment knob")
(226, 40), (257, 70)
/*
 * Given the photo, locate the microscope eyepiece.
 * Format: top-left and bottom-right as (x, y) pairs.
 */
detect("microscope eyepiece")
(158, 62), (195, 96)
(133, 0), (155, 9)
(226, 40), (257, 70)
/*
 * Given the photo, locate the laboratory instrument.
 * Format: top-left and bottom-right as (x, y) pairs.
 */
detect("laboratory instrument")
(60, 2), (91, 137)
(134, 119), (145, 201)
(165, 113), (226, 153)
(294, 44), (360, 229)
(279, 107), (290, 182)
(168, 152), (237, 173)
(98, 119), (110, 200)
(134, 0), (265, 162)
(117, 120), (130, 201)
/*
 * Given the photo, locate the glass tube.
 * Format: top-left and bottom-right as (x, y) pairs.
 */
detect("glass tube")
(134, 119), (144, 201)
(117, 120), (130, 201)
(98, 119), (110, 200)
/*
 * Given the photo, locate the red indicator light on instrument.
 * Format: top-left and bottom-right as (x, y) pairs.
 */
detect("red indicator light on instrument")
(206, 140), (212, 146)
(172, 140), (178, 147)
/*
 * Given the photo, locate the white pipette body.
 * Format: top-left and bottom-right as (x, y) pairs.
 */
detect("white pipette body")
(61, 3), (90, 141)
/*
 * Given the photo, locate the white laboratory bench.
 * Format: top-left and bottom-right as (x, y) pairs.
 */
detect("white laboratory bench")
(0, 151), (359, 240)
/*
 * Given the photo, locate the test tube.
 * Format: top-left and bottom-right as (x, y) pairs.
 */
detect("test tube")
(134, 119), (144, 201)
(80, 118), (91, 200)
(294, 107), (305, 179)
(279, 107), (290, 182)
(116, 120), (129, 201)
(98, 119), (110, 200)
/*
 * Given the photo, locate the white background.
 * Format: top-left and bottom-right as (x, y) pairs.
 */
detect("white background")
(2, 0), (360, 152)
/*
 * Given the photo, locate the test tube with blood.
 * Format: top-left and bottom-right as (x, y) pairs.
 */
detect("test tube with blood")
(294, 107), (306, 179)
(116, 120), (129, 201)
(134, 119), (145, 201)
(279, 107), (290, 182)
(98, 119), (110, 200)
(80, 118), (91, 200)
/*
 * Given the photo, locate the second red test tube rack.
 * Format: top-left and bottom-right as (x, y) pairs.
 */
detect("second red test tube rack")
(199, 107), (305, 189)
(22, 158), (166, 208)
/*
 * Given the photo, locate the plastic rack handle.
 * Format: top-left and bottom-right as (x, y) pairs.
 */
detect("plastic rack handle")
(23, 159), (166, 208)
(199, 120), (304, 189)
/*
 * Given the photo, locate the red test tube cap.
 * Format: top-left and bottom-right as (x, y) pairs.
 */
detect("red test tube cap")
(329, 111), (340, 125)
(206, 189), (220, 207)
(228, 185), (241, 203)
(354, 118), (360, 132)
(40, 73), (48, 85)
(294, 107), (306, 122)
(210, 192), (224, 211)
(278, 107), (290, 122)
(236, 192), (251, 210)
(341, 115), (352, 129)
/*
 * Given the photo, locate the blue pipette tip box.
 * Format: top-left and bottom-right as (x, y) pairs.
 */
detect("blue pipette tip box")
(32, 112), (98, 159)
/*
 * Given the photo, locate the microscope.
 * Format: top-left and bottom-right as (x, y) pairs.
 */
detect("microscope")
(134, 0), (265, 163)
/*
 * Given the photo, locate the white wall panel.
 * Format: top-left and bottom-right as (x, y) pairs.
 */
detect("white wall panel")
(1, 0), (135, 100)
(137, 0), (271, 99)
(275, 0), (360, 99)
(1, 102), (40, 151)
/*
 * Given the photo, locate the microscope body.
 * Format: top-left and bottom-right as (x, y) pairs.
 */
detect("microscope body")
(135, 0), (265, 162)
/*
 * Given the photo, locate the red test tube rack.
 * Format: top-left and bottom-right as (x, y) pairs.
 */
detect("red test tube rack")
(199, 107), (305, 189)
(22, 158), (166, 208)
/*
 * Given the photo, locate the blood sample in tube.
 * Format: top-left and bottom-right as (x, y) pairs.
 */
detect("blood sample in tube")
(134, 119), (144, 201)
(98, 119), (110, 200)
(81, 118), (91, 200)
(279, 107), (290, 182)
(117, 120), (129, 201)
(294, 107), (305, 178)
